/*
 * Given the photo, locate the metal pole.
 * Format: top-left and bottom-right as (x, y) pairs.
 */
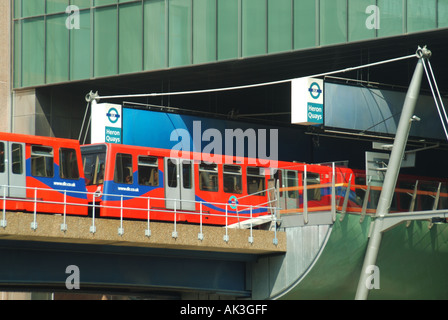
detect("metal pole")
(355, 47), (430, 300)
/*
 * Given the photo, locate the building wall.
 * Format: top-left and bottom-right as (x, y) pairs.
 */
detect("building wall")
(11, 0), (448, 89)
(0, 0), (11, 132)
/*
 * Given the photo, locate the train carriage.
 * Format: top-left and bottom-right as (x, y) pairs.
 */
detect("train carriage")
(0, 132), (88, 215)
(81, 143), (277, 225)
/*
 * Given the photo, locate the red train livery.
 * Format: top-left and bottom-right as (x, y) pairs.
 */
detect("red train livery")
(1, 132), (446, 226)
(0, 132), (88, 215)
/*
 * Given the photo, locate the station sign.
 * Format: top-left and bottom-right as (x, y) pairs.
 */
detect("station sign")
(291, 77), (324, 126)
(91, 101), (122, 144)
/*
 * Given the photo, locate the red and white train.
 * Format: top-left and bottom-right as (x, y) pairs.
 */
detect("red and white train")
(0, 132), (446, 226)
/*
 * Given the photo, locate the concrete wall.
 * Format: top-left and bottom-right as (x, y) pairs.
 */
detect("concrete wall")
(0, 0), (11, 132)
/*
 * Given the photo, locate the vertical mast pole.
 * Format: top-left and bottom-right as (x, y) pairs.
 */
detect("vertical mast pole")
(355, 47), (431, 300)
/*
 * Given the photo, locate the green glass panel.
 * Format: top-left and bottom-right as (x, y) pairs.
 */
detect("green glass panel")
(217, 0), (239, 60)
(144, 0), (166, 70)
(22, 0), (45, 17)
(70, 10), (91, 80)
(13, 21), (22, 88)
(348, 0), (376, 42)
(72, 0), (91, 9)
(13, 0), (22, 19)
(320, 0), (347, 46)
(407, 0), (436, 33)
(95, 0), (117, 6)
(377, 0), (403, 37)
(268, 0), (291, 54)
(119, 0), (135, 3)
(22, 17), (45, 87)
(169, 0), (192, 67)
(242, 0), (266, 57)
(119, 3), (143, 74)
(439, 0), (448, 28)
(193, 0), (216, 64)
(294, 0), (316, 49)
(47, 0), (70, 14)
(46, 14), (69, 84)
(94, 6), (118, 77)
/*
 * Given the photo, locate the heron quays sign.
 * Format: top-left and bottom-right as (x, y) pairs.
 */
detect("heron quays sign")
(91, 101), (122, 144)
(291, 77), (324, 126)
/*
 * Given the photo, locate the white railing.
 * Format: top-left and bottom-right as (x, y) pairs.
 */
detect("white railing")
(0, 185), (279, 246)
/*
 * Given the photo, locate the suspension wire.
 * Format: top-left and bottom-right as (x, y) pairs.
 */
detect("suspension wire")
(94, 53), (417, 101)
(422, 58), (448, 141)
(427, 60), (448, 133)
(78, 100), (90, 141)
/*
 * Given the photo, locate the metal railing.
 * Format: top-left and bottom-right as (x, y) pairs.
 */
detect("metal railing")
(0, 185), (280, 245)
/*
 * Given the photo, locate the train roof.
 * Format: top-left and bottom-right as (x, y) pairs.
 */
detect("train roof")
(0, 132), (81, 147)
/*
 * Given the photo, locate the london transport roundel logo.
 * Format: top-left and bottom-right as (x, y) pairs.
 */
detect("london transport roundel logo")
(308, 82), (322, 100)
(228, 195), (239, 210)
(106, 107), (120, 124)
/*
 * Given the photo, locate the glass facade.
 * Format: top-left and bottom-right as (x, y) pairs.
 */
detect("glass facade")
(12, 0), (448, 88)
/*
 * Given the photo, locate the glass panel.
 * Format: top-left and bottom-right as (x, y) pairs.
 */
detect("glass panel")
(439, 0), (448, 28)
(11, 144), (23, 175)
(199, 163), (218, 192)
(224, 165), (242, 194)
(217, 0), (239, 60)
(286, 171), (298, 199)
(144, 0), (166, 70)
(47, 0), (70, 14)
(242, 0), (266, 57)
(119, 2), (143, 74)
(72, 0), (91, 9)
(22, 17), (45, 87)
(13, 20), (21, 88)
(268, 0), (291, 54)
(46, 14), (69, 84)
(14, 0), (22, 19)
(60, 148), (80, 180)
(169, 0), (192, 67)
(294, 0), (316, 49)
(31, 146), (54, 178)
(138, 156), (159, 186)
(348, 0), (376, 42)
(81, 146), (106, 186)
(22, 1), (45, 18)
(182, 162), (192, 189)
(0, 143), (4, 173)
(95, 0), (118, 6)
(70, 10), (91, 80)
(306, 172), (321, 201)
(167, 159), (178, 188)
(94, 6), (118, 77)
(247, 167), (265, 196)
(114, 153), (133, 184)
(320, 0), (347, 46)
(407, 0), (436, 33)
(377, 0), (404, 37)
(193, 0), (216, 64)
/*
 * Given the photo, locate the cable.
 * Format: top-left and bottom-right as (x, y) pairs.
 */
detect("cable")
(95, 53), (417, 101)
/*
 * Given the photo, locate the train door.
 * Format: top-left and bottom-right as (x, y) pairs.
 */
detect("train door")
(164, 158), (195, 211)
(0, 141), (26, 198)
(285, 170), (300, 210)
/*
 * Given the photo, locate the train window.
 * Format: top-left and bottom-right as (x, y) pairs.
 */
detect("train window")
(138, 156), (159, 186)
(59, 148), (79, 180)
(31, 146), (54, 178)
(182, 162), (192, 189)
(167, 159), (178, 188)
(274, 170), (283, 197)
(0, 142), (5, 173)
(114, 153), (133, 184)
(247, 167), (265, 196)
(81, 145), (106, 186)
(199, 163), (218, 192)
(286, 171), (298, 199)
(11, 144), (23, 175)
(305, 172), (321, 201)
(224, 165), (242, 194)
